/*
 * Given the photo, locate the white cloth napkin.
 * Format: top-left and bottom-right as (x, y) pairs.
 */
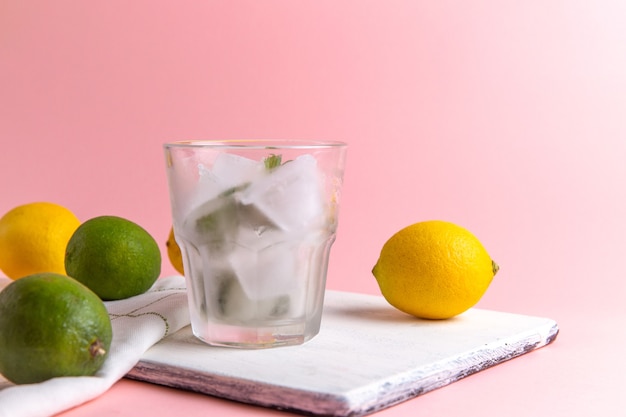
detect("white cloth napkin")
(0, 275), (190, 417)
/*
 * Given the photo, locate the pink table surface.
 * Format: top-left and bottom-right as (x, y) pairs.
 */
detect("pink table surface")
(56, 308), (624, 417)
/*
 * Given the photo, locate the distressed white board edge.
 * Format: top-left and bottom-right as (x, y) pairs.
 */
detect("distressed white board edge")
(127, 291), (559, 417)
(344, 322), (559, 416)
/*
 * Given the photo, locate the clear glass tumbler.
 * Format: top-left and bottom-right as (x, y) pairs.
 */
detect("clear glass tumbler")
(163, 140), (347, 348)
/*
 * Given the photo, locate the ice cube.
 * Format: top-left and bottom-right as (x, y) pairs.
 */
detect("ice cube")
(180, 193), (240, 247)
(185, 164), (223, 210)
(212, 152), (265, 192)
(212, 271), (291, 322)
(240, 154), (324, 231)
(228, 239), (300, 300)
(232, 204), (283, 250)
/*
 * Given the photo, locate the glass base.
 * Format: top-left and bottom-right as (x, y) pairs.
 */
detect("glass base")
(191, 321), (319, 349)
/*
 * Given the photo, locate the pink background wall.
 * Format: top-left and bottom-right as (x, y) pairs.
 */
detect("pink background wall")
(2, 1), (625, 320)
(2, 1), (626, 415)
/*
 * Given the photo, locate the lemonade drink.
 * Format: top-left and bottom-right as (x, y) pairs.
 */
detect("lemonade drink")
(164, 141), (347, 348)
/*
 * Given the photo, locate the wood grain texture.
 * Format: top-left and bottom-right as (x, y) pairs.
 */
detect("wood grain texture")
(127, 291), (559, 416)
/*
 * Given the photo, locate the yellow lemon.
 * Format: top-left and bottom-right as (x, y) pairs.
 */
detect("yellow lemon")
(0, 202), (81, 280)
(372, 220), (499, 319)
(166, 227), (185, 275)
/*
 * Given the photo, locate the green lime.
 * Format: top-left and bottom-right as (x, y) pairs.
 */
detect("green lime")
(0, 273), (112, 384)
(65, 215), (161, 300)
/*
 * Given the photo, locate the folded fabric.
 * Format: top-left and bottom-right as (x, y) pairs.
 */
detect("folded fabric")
(0, 275), (190, 417)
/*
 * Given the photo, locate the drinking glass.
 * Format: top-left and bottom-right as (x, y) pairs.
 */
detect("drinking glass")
(163, 140), (347, 348)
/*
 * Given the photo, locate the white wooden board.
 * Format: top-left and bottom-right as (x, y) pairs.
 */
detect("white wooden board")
(127, 291), (559, 416)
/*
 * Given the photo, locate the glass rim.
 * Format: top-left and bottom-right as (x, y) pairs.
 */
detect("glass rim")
(163, 139), (347, 150)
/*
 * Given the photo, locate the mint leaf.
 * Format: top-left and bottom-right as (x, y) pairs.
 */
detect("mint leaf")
(264, 154), (282, 171)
